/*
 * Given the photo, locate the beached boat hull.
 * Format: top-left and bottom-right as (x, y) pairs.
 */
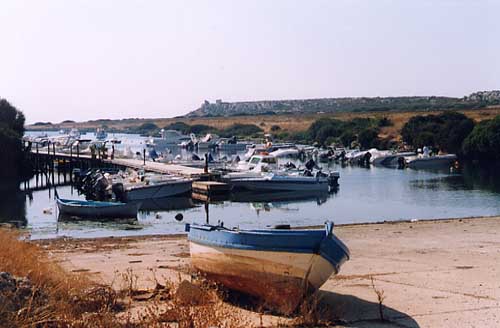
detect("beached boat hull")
(186, 223), (349, 313)
(125, 180), (192, 201)
(190, 242), (335, 313)
(56, 198), (140, 218)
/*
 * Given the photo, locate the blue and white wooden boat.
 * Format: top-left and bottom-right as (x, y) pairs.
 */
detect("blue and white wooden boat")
(185, 222), (350, 313)
(56, 197), (140, 218)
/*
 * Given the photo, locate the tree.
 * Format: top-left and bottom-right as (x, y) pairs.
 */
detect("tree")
(401, 112), (474, 154)
(358, 128), (380, 149)
(0, 99), (26, 180)
(462, 116), (500, 159)
(0, 99), (25, 136)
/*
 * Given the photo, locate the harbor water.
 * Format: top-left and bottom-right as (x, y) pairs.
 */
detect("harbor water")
(3, 132), (500, 239)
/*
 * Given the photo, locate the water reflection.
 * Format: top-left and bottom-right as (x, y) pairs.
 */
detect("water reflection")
(0, 183), (27, 228)
(135, 196), (196, 212)
(230, 190), (333, 204)
(409, 161), (500, 193)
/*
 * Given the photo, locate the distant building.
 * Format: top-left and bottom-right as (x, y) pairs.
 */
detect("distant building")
(216, 99), (222, 105)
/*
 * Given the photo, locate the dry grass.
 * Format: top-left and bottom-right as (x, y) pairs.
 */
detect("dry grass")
(1, 228), (345, 327)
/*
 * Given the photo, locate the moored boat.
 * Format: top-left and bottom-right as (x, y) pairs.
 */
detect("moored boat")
(406, 154), (457, 170)
(186, 222), (350, 313)
(56, 197), (140, 218)
(112, 178), (193, 201)
(224, 171), (338, 192)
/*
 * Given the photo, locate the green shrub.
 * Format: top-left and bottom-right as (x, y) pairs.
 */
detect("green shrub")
(401, 111), (474, 154)
(462, 116), (500, 159)
(219, 124), (263, 137)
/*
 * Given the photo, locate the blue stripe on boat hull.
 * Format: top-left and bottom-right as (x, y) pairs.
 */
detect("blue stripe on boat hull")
(186, 224), (350, 271)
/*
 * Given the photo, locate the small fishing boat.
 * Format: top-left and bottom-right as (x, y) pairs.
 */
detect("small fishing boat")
(186, 221), (350, 313)
(56, 197), (140, 218)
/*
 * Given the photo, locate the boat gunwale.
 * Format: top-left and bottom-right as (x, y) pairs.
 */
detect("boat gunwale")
(187, 224), (350, 262)
(56, 198), (132, 208)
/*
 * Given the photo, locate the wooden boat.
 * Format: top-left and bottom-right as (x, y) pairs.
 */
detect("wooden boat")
(186, 222), (350, 313)
(56, 197), (140, 218)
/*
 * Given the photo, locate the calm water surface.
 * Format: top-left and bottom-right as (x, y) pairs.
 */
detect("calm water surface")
(3, 133), (500, 239)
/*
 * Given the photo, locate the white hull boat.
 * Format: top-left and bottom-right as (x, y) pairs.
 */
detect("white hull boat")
(113, 179), (192, 201)
(226, 173), (332, 192)
(406, 154), (457, 170)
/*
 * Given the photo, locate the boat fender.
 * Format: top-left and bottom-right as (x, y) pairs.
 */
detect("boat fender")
(325, 221), (334, 237)
(184, 223), (190, 232)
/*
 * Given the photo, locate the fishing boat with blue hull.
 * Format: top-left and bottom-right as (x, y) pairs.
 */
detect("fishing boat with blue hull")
(186, 222), (349, 313)
(56, 197), (140, 218)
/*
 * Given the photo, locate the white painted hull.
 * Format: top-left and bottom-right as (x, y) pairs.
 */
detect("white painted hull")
(269, 148), (299, 158)
(125, 180), (192, 201)
(230, 179), (329, 192)
(189, 242), (336, 313)
(407, 154), (457, 170)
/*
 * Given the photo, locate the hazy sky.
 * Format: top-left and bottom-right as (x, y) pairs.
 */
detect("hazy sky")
(1, 0), (499, 124)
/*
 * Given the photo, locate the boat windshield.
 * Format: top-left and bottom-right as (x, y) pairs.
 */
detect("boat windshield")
(262, 157), (277, 164)
(250, 157), (261, 164)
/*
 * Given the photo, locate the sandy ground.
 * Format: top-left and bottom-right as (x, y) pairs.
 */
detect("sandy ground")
(36, 216), (500, 327)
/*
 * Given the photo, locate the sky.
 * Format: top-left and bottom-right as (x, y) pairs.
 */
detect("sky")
(0, 0), (499, 124)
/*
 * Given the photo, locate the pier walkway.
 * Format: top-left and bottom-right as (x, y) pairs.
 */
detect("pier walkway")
(29, 150), (206, 179)
(107, 158), (205, 178)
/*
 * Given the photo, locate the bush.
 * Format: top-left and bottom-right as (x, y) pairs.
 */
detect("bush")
(0, 99), (26, 180)
(270, 125), (281, 132)
(306, 117), (381, 148)
(219, 124), (262, 137)
(401, 112), (474, 154)
(462, 115), (500, 159)
(163, 122), (191, 134)
(358, 128), (380, 149)
(377, 117), (393, 127)
(138, 122), (158, 131)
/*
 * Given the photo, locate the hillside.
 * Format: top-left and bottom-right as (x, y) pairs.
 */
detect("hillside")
(187, 91), (500, 117)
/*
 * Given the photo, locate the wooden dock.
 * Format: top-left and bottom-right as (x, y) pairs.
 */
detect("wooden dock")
(107, 158), (206, 178)
(29, 148), (212, 179)
(192, 181), (231, 195)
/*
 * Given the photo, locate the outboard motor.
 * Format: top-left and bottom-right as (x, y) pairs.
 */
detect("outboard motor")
(397, 156), (406, 169)
(284, 162), (296, 169)
(305, 159), (316, 171)
(315, 171), (328, 178)
(149, 149), (159, 162)
(93, 174), (109, 201)
(327, 172), (340, 187)
(112, 183), (126, 202)
(303, 169), (313, 177)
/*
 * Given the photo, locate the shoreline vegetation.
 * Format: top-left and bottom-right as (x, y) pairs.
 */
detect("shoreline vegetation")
(0, 99), (32, 183)
(28, 106), (500, 160)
